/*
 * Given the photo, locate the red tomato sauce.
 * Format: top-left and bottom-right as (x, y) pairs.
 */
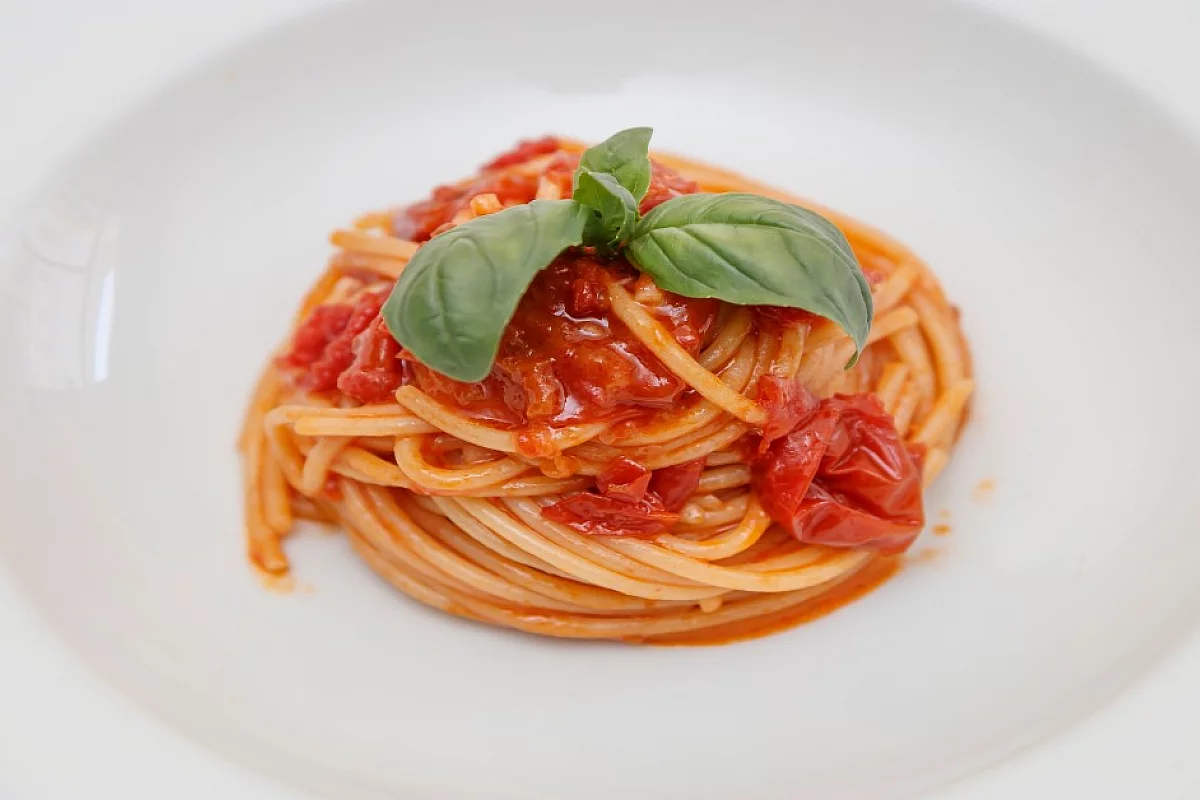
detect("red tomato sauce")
(642, 556), (901, 646)
(543, 458), (705, 536)
(278, 253), (717, 416)
(405, 254), (718, 427)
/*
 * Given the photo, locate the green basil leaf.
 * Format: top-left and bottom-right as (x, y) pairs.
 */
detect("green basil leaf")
(575, 170), (638, 251)
(574, 127), (653, 202)
(626, 193), (873, 359)
(382, 200), (589, 382)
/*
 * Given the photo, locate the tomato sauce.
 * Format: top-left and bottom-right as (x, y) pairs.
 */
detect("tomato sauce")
(543, 457), (705, 536)
(281, 144), (714, 416)
(642, 556), (901, 646)
(278, 255), (717, 419)
(406, 254), (718, 427)
(390, 149), (713, 424)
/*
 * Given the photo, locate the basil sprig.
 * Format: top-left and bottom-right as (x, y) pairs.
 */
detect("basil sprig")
(382, 127), (873, 382)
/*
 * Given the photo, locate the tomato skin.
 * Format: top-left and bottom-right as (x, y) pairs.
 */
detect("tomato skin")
(754, 376), (820, 450)
(755, 394), (926, 554)
(542, 456), (705, 536)
(649, 459), (705, 512)
(278, 290), (394, 401)
(542, 493), (678, 537)
(596, 457), (653, 501)
(336, 317), (403, 404)
(755, 403), (841, 522)
(277, 304), (354, 390)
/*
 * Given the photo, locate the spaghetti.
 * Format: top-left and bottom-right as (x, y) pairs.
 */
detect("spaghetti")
(240, 135), (973, 643)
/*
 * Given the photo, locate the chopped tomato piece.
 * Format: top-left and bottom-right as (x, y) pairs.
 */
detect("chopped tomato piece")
(649, 458), (705, 512)
(542, 492), (678, 537)
(278, 289), (394, 398)
(754, 376), (819, 450)
(755, 394), (925, 554)
(543, 456), (705, 535)
(278, 304), (353, 379)
(337, 317), (403, 404)
(596, 457), (652, 502)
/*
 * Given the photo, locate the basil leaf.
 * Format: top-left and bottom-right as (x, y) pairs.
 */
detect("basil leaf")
(382, 200), (589, 382)
(626, 193), (873, 358)
(575, 170), (638, 251)
(574, 127), (653, 202)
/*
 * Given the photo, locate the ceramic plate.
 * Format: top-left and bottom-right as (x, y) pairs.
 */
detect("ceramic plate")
(3, 1), (1200, 797)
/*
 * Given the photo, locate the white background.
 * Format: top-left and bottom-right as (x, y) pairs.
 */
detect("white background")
(2, 1), (1199, 797)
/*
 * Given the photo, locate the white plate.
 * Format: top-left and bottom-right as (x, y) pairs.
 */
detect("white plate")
(3, 1), (1200, 797)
